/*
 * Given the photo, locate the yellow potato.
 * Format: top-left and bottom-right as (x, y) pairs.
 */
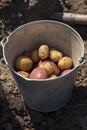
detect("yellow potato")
(31, 49), (40, 63)
(15, 56), (33, 71)
(50, 49), (63, 62)
(58, 56), (73, 70)
(49, 74), (57, 79)
(38, 45), (49, 60)
(17, 71), (29, 78)
(38, 61), (54, 76)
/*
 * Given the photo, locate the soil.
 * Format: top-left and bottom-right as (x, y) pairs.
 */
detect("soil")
(0, 0), (87, 130)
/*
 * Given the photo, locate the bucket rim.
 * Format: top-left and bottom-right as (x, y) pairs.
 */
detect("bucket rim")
(2, 20), (85, 82)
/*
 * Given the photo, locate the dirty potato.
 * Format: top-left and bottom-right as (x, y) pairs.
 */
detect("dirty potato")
(31, 49), (40, 63)
(17, 71), (29, 78)
(15, 56), (33, 71)
(50, 49), (63, 62)
(38, 61), (54, 76)
(49, 74), (57, 79)
(38, 45), (49, 60)
(58, 56), (73, 70)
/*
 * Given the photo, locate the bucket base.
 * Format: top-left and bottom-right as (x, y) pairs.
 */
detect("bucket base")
(24, 93), (72, 112)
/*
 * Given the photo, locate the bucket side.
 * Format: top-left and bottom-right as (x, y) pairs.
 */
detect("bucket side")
(12, 69), (75, 112)
(3, 20), (84, 69)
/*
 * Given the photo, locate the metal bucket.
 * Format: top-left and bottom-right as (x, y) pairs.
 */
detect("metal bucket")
(1, 20), (85, 112)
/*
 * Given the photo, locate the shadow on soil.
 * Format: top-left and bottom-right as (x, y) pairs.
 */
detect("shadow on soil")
(0, 81), (24, 130)
(72, 25), (87, 41)
(0, 0), (63, 30)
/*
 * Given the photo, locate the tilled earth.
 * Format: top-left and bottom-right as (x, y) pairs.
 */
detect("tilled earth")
(0, 0), (87, 130)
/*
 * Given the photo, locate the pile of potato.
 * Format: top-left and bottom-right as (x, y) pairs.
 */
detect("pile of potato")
(14, 44), (73, 79)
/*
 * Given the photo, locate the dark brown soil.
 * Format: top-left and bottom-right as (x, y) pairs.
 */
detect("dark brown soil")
(0, 0), (87, 130)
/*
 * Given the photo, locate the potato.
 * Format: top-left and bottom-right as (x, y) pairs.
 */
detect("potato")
(38, 61), (54, 76)
(49, 74), (57, 79)
(61, 69), (72, 76)
(17, 71), (29, 78)
(30, 67), (47, 79)
(58, 56), (73, 70)
(38, 60), (43, 66)
(50, 61), (60, 76)
(50, 49), (63, 62)
(15, 56), (33, 71)
(38, 45), (49, 60)
(31, 49), (40, 63)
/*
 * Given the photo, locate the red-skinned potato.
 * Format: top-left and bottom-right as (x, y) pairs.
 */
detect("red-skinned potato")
(30, 67), (47, 79)
(23, 51), (31, 57)
(61, 69), (72, 76)
(50, 61), (60, 76)
(38, 60), (43, 66)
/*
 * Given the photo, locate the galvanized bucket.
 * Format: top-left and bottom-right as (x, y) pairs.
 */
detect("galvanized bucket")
(1, 20), (85, 112)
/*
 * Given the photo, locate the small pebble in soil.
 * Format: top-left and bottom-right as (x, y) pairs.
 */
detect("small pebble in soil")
(23, 116), (31, 121)
(15, 115), (25, 127)
(0, 74), (6, 80)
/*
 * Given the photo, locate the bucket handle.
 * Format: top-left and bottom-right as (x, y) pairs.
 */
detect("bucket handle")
(1, 36), (8, 48)
(78, 56), (85, 66)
